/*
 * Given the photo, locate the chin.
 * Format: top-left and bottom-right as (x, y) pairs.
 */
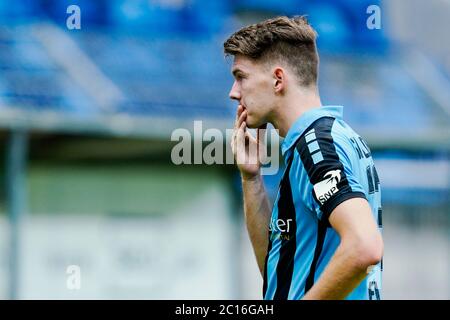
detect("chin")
(247, 122), (265, 129)
(246, 116), (264, 129)
(245, 118), (257, 129)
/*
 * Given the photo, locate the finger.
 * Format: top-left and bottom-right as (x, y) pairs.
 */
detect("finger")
(234, 105), (244, 129)
(232, 105), (244, 156)
(245, 129), (256, 143)
(236, 121), (247, 144)
(245, 130), (259, 165)
(233, 125), (240, 147)
(237, 121), (246, 141)
(232, 117), (243, 150)
(230, 132), (235, 156)
(231, 127), (239, 157)
(237, 109), (247, 129)
(236, 121), (246, 164)
(238, 104), (243, 115)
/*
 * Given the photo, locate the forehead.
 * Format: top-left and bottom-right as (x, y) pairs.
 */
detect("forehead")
(231, 55), (260, 73)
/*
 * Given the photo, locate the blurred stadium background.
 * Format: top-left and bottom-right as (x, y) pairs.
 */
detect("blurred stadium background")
(0, 0), (448, 299)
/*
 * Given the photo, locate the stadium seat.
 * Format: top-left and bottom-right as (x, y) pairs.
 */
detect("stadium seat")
(181, 0), (231, 37)
(0, 0), (41, 23)
(231, 0), (302, 16)
(302, 2), (353, 52)
(110, 0), (186, 36)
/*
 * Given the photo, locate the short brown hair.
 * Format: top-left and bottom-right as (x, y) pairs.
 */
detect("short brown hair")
(223, 16), (319, 87)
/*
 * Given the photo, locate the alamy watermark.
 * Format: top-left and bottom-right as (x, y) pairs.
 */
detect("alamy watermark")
(366, 5), (381, 30)
(66, 265), (81, 290)
(171, 121), (281, 175)
(66, 5), (81, 30)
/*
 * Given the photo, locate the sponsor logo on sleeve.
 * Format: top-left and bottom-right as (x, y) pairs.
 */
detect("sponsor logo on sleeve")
(313, 170), (341, 205)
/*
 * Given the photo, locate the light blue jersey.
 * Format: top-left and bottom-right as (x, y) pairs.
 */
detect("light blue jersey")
(263, 106), (382, 300)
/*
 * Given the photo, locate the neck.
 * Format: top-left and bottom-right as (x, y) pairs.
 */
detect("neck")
(270, 87), (322, 137)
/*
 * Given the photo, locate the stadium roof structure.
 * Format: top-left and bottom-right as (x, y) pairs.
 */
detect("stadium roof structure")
(0, 23), (234, 140)
(0, 23), (449, 150)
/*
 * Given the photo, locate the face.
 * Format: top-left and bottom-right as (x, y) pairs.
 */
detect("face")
(228, 55), (277, 128)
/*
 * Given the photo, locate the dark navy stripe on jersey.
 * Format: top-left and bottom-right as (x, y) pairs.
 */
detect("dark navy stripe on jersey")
(305, 219), (327, 291)
(262, 230), (273, 298)
(378, 208), (383, 228)
(273, 156), (297, 300)
(373, 166), (380, 192)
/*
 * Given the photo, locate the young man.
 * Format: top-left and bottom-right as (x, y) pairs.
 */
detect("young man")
(224, 16), (383, 300)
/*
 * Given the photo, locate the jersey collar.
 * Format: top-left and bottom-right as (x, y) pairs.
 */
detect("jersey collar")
(281, 105), (344, 159)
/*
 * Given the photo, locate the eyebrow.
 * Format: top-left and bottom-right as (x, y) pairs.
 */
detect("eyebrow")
(232, 68), (244, 77)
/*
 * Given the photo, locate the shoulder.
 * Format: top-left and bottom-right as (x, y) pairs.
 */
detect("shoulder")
(292, 117), (367, 222)
(294, 117), (351, 183)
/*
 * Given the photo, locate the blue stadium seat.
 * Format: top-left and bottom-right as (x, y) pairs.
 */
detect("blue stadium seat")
(181, 0), (231, 37)
(110, 0), (185, 36)
(110, 0), (230, 38)
(302, 2), (352, 52)
(318, 54), (443, 133)
(0, 0), (41, 22)
(231, 0), (302, 16)
(0, 25), (98, 115)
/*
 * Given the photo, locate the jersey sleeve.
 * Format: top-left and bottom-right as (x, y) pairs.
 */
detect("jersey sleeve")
(295, 118), (367, 223)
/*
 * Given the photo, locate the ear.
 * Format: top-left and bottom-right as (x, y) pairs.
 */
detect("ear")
(273, 67), (285, 94)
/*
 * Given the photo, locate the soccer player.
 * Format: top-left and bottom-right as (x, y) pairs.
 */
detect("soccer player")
(224, 16), (383, 300)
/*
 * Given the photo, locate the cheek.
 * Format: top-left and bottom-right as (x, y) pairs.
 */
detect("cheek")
(242, 80), (269, 112)
(244, 94), (260, 110)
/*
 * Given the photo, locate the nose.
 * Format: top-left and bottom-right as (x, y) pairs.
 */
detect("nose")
(228, 81), (241, 101)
